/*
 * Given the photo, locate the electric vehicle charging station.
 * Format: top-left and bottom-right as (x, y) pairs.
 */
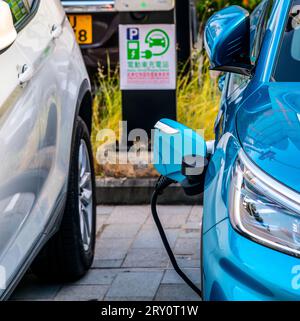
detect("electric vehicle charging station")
(115, 1), (203, 299)
(116, 0), (177, 137)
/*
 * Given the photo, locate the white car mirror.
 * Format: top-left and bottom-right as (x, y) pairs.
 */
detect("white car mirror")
(0, 0), (17, 51)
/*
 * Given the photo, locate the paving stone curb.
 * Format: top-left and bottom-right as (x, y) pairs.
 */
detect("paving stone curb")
(96, 178), (203, 205)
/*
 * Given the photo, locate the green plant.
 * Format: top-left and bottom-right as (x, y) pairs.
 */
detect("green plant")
(177, 57), (219, 140)
(92, 62), (122, 152)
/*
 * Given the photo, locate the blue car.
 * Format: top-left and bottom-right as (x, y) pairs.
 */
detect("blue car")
(153, 0), (300, 301)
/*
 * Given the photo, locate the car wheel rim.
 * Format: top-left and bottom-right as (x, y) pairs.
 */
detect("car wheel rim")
(78, 139), (93, 252)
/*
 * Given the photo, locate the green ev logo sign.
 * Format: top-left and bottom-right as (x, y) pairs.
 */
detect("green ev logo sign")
(127, 28), (170, 60)
(120, 24), (176, 90)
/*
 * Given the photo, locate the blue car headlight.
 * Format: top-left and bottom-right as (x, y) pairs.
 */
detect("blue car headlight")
(229, 149), (300, 257)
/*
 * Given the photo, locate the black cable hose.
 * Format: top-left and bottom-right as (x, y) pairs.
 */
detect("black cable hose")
(151, 176), (202, 298)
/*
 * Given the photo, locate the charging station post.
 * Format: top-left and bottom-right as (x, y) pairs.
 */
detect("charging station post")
(116, 0), (177, 138)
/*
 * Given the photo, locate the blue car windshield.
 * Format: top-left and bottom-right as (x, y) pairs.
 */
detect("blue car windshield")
(273, 0), (300, 81)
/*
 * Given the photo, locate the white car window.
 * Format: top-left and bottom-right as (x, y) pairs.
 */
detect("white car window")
(4, 0), (35, 25)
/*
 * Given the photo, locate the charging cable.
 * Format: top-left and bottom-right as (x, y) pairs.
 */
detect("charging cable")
(151, 175), (202, 298)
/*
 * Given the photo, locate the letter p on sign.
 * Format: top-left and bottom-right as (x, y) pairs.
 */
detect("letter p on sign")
(127, 28), (139, 40)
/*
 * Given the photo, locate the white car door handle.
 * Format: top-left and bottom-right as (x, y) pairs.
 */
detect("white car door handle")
(50, 24), (62, 39)
(18, 64), (34, 84)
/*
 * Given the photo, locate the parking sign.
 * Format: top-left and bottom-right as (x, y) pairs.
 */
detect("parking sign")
(127, 28), (139, 40)
(119, 24), (176, 90)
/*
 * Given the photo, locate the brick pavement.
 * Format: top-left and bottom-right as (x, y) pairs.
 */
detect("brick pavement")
(11, 205), (202, 301)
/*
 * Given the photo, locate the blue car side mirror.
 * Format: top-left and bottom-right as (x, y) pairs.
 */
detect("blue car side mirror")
(204, 5), (252, 76)
(154, 119), (208, 196)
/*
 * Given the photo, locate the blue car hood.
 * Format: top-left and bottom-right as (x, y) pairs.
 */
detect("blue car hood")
(237, 82), (300, 193)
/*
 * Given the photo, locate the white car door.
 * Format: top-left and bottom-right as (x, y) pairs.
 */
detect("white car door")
(16, 0), (68, 221)
(35, 1), (88, 229)
(0, 0), (65, 292)
(0, 0), (44, 290)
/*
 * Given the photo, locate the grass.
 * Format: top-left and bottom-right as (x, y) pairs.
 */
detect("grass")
(92, 63), (122, 150)
(177, 56), (219, 141)
(92, 54), (220, 172)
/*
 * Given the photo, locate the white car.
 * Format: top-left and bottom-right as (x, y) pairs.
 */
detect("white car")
(0, 0), (96, 299)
